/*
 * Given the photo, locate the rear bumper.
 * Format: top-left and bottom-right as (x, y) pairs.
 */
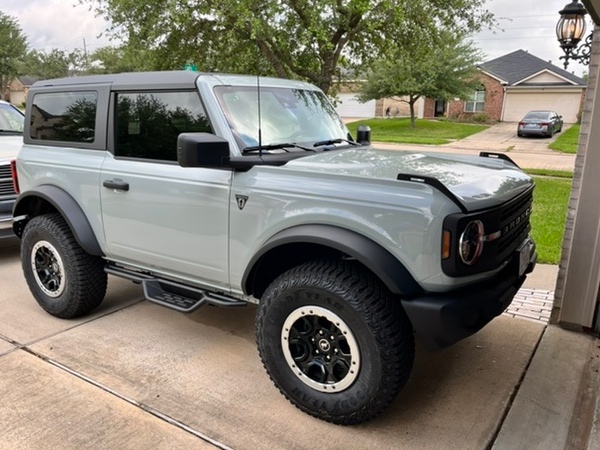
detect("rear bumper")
(402, 243), (538, 351)
(518, 127), (551, 137)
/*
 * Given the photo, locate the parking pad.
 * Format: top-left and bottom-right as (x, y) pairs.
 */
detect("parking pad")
(22, 298), (544, 450)
(0, 350), (215, 449)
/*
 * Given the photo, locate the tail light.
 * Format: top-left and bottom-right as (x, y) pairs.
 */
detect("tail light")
(11, 159), (19, 194)
(518, 122), (525, 127)
(541, 122), (550, 127)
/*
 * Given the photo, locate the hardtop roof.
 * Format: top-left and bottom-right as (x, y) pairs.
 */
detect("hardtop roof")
(30, 71), (319, 92)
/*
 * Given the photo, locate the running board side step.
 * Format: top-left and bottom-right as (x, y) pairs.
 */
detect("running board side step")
(105, 266), (247, 313)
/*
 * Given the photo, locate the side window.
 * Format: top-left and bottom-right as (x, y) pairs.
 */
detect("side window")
(30, 92), (97, 142)
(115, 91), (212, 161)
(465, 89), (486, 113)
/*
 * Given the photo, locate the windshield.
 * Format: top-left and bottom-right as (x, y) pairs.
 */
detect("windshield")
(214, 85), (348, 149)
(0, 102), (25, 133)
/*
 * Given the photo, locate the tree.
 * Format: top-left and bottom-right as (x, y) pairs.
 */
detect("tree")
(83, 0), (495, 94)
(359, 31), (483, 127)
(85, 45), (155, 74)
(21, 49), (72, 79)
(0, 12), (27, 99)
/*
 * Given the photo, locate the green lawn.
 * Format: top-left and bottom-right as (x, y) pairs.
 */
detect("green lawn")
(346, 118), (489, 145)
(529, 174), (572, 264)
(549, 124), (580, 153)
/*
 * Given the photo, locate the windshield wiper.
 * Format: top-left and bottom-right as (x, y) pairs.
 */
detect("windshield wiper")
(0, 129), (23, 134)
(313, 138), (360, 148)
(242, 142), (314, 154)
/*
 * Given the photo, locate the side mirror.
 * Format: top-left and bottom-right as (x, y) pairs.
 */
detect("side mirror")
(178, 133), (230, 168)
(357, 125), (371, 145)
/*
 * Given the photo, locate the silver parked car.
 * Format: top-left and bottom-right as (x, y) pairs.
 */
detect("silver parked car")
(517, 110), (563, 138)
(0, 100), (25, 240)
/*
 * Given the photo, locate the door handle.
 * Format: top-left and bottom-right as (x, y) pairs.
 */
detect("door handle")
(103, 179), (130, 191)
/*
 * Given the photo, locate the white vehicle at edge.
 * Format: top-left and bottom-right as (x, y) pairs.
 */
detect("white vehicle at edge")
(0, 100), (25, 240)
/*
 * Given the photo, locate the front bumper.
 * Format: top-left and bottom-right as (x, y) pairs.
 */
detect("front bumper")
(401, 240), (538, 351)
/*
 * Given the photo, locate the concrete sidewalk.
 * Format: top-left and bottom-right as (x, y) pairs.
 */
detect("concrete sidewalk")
(1, 246), (597, 449)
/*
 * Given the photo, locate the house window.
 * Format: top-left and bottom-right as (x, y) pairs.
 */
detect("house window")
(465, 90), (485, 113)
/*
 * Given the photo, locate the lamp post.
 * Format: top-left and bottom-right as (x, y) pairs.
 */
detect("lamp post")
(556, 0), (592, 69)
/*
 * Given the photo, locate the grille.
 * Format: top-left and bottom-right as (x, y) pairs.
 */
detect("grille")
(496, 190), (533, 260)
(0, 163), (16, 197)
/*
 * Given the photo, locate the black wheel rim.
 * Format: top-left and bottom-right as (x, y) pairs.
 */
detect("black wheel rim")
(30, 240), (65, 298)
(281, 305), (360, 392)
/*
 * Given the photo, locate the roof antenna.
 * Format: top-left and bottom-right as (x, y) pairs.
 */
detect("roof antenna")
(257, 72), (263, 156)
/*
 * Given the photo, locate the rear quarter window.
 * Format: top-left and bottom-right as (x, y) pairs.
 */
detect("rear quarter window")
(29, 92), (98, 143)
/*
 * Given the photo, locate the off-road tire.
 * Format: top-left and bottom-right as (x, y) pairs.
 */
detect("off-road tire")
(256, 259), (414, 425)
(21, 213), (107, 318)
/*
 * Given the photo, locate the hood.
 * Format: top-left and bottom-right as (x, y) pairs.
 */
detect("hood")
(0, 135), (23, 161)
(285, 147), (534, 211)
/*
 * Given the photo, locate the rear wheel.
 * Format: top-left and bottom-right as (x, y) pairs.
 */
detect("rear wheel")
(21, 213), (107, 318)
(256, 260), (414, 424)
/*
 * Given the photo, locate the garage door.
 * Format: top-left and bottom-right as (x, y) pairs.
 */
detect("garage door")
(335, 93), (376, 118)
(503, 90), (581, 123)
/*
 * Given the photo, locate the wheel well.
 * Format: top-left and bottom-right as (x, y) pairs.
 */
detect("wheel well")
(13, 196), (59, 237)
(246, 243), (351, 298)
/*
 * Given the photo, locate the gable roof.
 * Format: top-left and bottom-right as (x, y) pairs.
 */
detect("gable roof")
(478, 49), (586, 86)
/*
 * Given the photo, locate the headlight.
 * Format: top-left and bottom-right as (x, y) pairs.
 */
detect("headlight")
(459, 220), (484, 265)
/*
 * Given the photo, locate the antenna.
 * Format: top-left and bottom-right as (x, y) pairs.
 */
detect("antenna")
(257, 72), (263, 156)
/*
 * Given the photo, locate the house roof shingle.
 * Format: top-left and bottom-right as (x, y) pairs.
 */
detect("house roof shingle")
(478, 49), (586, 86)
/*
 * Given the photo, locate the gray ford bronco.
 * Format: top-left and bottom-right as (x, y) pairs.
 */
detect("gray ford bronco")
(12, 71), (536, 424)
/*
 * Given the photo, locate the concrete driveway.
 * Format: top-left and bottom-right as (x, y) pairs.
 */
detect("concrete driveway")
(449, 121), (567, 153)
(0, 241), (547, 450)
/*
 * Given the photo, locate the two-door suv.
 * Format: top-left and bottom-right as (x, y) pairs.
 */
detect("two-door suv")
(12, 71), (536, 424)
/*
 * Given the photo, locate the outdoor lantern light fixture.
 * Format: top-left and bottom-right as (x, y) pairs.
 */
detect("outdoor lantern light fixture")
(556, 0), (592, 69)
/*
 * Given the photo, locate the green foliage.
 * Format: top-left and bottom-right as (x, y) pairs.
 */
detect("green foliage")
(526, 169), (573, 179)
(82, 0), (495, 94)
(470, 113), (490, 123)
(549, 124), (580, 154)
(0, 12), (28, 96)
(85, 46), (155, 74)
(346, 118), (488, 145)
(359, 30), (483, 127)
(20, 49), (72, 79)
(530, 176), (572, 264)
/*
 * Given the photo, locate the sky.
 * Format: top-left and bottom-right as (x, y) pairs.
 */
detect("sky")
(0, 0), (591, 78)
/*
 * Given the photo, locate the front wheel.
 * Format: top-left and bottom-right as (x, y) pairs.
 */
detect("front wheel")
(256, 260), (414, 424)
(21, 213), (107, 318)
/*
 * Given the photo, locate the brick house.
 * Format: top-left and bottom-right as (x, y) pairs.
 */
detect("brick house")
(424, 50), (587, 123)
(6, 76), (38, 107)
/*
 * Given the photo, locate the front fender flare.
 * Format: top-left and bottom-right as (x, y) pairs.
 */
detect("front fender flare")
(13, 185), (104, 256)
(243, 224), (422, 297)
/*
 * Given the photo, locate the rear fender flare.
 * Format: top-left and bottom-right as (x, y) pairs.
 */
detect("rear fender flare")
(13, 185), (103, 256)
